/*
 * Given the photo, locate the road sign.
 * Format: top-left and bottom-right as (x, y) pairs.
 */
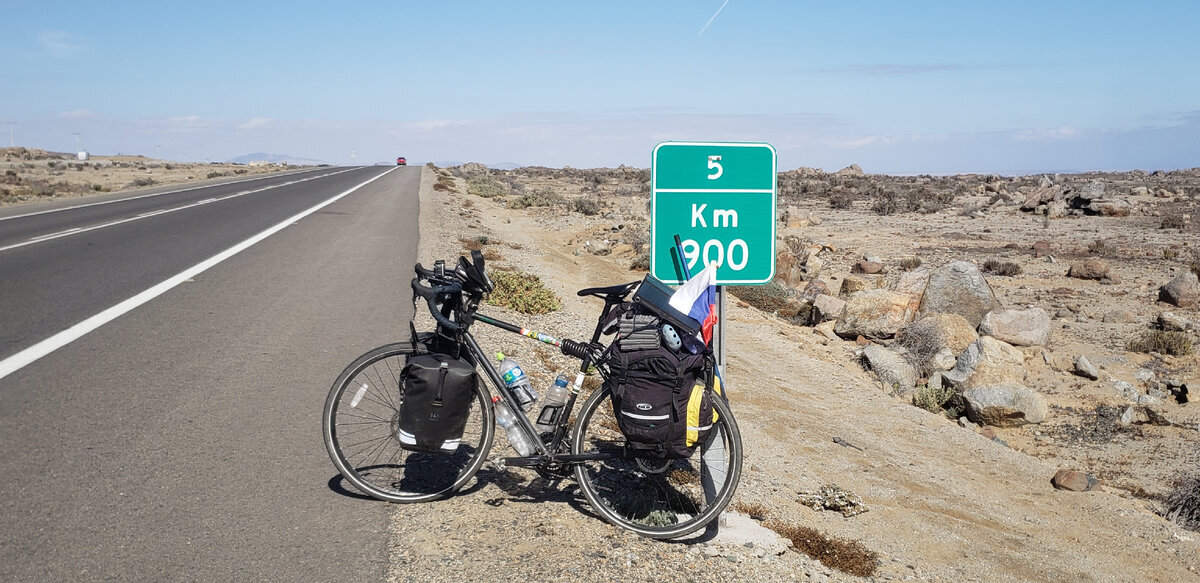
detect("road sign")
(650, 141), (777, 284)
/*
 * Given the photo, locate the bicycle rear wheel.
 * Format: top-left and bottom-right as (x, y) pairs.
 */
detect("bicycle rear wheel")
(323, 342), (494, 503)
(571, 385), (742, 539)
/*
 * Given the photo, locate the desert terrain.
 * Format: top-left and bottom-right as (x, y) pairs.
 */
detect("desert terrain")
(5, 153), (1198, 581)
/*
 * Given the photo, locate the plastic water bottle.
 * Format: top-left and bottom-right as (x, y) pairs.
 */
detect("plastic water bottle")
(534, 374), (571, 433)
(496, 353), (538, 411)
(492, 396), (535, 456)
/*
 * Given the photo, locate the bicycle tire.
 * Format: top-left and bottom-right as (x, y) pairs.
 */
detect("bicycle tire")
(323, 342), (494, 503)
(571, 384), (742, 539)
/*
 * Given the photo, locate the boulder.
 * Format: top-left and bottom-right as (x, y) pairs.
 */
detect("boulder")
(860, 344), (918, 394)
(800, 279), (832, 301)
(1032, 241), (1052, 258)
(979, 308), (1052, 347)
(1087, 197), (1132, 217)
(839, 275), (871, 297)
(1074, 355), (1100, 380)
(1158, 311), (1193, 332)
(1052, 469), (1100, 492)
(1102, 309), (1136, 324)
(1046, 199), (1069, 219)
(853, 260), (885, 275)
(1159, 273), (1200, 308)
(918, 261), (1001, 327)
(1020, 186), (1058, 211)
(836, 163), (864, 177)
(1066, 258), (1110, 280)
(962, 383), (1048, 426)
(834, 289), (919, 339)
(775, 247), (808, 287)
(811, 294), (846, 324)
(1130, 186), (1150, 197)
(942, 336), (1026, 390)
(918, 312), (979, 354)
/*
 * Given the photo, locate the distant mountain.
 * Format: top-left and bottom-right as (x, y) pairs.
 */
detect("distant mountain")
(226, 152), (326, 166)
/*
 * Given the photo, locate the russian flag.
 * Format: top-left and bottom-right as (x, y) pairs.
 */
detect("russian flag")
(668, 263), (718, 348)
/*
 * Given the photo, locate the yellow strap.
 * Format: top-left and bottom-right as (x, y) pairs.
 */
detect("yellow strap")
(686, 374), (723, 447)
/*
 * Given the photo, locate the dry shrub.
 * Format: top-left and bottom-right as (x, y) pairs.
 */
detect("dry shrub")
(828, 190), (853, 209)
(895, 318), (945, 376)
(486, 270), (561, 314)
(1164, 472), (1200, 531)
(730, 500), (770, 520)
(1161, 215), (1189, 229)
(459, 235), (492, 251)
(763, 520), (878, 577)
(870, 188), (903, 215)
(509, 187), (565, 209)
(899, 256), (922, 271)
(729, 282), (803, 321)
(466, 175), (505, 198)
(571, 195), (604, 216)
(983, 258), (1022, 276)
(1087, 238), (1117, 256)
(1127, 331), (1194, 356)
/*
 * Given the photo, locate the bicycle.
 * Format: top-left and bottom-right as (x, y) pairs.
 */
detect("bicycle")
(322, 251), (742, 539)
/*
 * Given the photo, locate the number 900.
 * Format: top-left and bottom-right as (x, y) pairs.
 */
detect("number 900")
(680, 238), (749, 272)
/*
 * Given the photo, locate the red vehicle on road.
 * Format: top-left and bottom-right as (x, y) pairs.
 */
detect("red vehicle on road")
(396, 157), (407, 166)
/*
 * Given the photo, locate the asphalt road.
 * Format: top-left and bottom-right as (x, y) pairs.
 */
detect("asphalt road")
(0, 166), (421, 581)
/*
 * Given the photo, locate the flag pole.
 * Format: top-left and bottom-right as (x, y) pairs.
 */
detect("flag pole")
(673, 234), (727, 393)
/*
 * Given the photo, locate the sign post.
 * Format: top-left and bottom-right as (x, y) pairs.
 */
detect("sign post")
(651, 141), (777, 385)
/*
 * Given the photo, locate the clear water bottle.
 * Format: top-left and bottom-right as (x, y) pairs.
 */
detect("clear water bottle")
(492, 396), (535, 456)
(534, 374), (571, 433)
(496, 353), (538, 411)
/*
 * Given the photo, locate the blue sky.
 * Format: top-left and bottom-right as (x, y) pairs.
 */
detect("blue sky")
(3, 1), (1197, 174)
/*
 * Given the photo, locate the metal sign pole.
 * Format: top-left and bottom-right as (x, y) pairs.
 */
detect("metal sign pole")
(716, 285), (727, 391)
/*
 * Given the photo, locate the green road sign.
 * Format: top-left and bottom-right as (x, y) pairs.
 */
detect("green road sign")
(651, 141), (777, 284)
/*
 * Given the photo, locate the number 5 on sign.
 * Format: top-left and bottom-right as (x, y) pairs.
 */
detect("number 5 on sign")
(707, 155), (723, 180)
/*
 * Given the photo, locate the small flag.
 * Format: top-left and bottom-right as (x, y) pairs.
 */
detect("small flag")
(668, 263), (718, 347)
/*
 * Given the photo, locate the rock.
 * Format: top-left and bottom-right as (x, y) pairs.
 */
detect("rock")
(835, 163), (864, 177)
(1119, 406), (1137, 424)
(942, 336), (1026, 390)
(1102, 309), (1136, 324)
(1134, 368), (1156, 384)
(775, 246), (809, 287)
(979, 308), (1052, 347)
(838, 275), (871, 297)
(834, 289), (919, 339)
(1032, 240), (1052, 258)
(802, 252), (824, 280)
(1087, 197), (1132, 217)
(811, 294), (846, 324)
(919, 312), (979, 354)
(1159, 273), (1200, 308)
(931, 347), (957, 371)
(861, 344), (919, 394)
(852, 260), (885, 275)
(1067, 258), (1110, 280)
(813, 320), (840, 341)
(1046, 199), (1069, 219)
(610, 243), (634, 256)
(1158, 311), (1193, 331)
(1020, 186), (1058, 211)
(1114, 381), (1140, 402)
(1052, 469), (1100, 492)
(1074, 355), (1100, 380)
(962, 383), (1048, 426)
(1130, 186), (1150, 196)
(918, 261), (1001, 327)
(1143, 406), (1174, 427)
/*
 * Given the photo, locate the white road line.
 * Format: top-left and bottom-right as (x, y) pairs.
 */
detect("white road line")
(0, 168), (357, 253)
(0, 166), (335, 223)
(0, 167), (397, 382)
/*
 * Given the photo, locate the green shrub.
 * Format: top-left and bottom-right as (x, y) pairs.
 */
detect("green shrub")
(1127, 331), (1193, 356)
(912, 382), (956, 414)
(572, 196), (604, 216)
(467, 175), (506, 198)
(487, 270), (561, 314)
(509, 187), (564, 209)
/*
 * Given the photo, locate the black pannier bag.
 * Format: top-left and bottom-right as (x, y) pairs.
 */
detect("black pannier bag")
(604, 297), (716, 460)
(397, 353), (477, 455)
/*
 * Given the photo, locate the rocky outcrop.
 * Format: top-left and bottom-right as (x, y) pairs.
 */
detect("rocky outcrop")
(918, 261), (1000, 327)
(834, 289), (919, 339)
(962, 383), (1048, 427)
(942, 336), (1026, 390)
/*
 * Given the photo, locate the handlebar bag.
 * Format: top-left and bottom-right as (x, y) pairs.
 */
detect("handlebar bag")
(606, 343), (712, 460)
(397, 353), (478, 455)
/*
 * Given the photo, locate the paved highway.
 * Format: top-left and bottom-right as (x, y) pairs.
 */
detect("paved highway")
(0, 166), (421, 581)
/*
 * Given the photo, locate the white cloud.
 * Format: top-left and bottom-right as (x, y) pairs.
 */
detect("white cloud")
(1011, 126), (1079, 141)
(38, 31), (84, 57)
(237, 118), (274, 130)
(822, 135), (900, 149)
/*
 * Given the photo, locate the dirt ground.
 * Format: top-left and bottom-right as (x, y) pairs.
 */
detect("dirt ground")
(405, 164), (1199, 582)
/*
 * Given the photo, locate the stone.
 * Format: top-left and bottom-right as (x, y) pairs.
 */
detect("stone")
(1032, 240), (1052, 258)
(834, 289), (919, 339)
(839, 275), (871, 297)
(1052, 469), (1100, 492)
(836, 163), (864, 177)
(1159, 273), (1200, 308)
(1021, 186), (1058, 211)
(861, 344), (919, 394)
(918, 261), (1001, 327)
(1130, 186), (1150, 196)
(853, 260), (885, 275)
(1087, 197), (1132, 217)
(1046, 199), (1069, 219)
(811, 294), (846, 324)
(979, 308), (1052, 347)
(1158, 311), (1193, 332)
(802, 252), (824, 280)
(1067, 258), (1110, 280)
(919, 312), (979, 354)
(1102, 309), (1136, 324)
(942, 336), (1026, 391)
(931, 347), (957, 371)
(962, 383), (1048, 426)
(1074, 355), (1100, 380)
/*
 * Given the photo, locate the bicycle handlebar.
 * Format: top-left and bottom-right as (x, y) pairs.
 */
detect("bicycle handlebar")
(410, 275), (462, 333)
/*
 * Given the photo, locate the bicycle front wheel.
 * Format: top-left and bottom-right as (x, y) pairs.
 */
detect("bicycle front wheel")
(323, 342), (494, 503)
(571, 385), (743, 539)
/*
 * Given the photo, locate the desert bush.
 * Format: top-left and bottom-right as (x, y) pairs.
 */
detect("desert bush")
(958, 202), (984, 216)
(762, 520), (878, 577)
(487, 270), (561, 314)
(1161, 215), (1189, 230)
(206, 171), (225, 179)
(128, 177), (156, 188)
(1126, 331), (1194, 356)
(1087, 238), (1117, 256)
(870, 188), (904, 215)
(912, 382), (956, 414)
(1164, 472), (1200, 531)
(729, 282), (795, 316)
(828, 190), (853, 209)
(459, 235), (491, 251)
(899, 256), (922, 271)
(509, 187), (565, 209)
(466, 175), (506, 198)
(983, 258), (1022, 276)
(895, 318), (945, 377)
(629, 253), (650, 271)
(730, 500), (770, 520)
(1164, 248), (1179, 260)
(571, 195), (604, 216)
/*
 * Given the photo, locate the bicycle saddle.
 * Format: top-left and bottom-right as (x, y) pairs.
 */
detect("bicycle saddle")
(576, 280), (639, 300)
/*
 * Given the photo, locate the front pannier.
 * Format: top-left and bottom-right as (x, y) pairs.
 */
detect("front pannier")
(397, 353), (477, 455)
